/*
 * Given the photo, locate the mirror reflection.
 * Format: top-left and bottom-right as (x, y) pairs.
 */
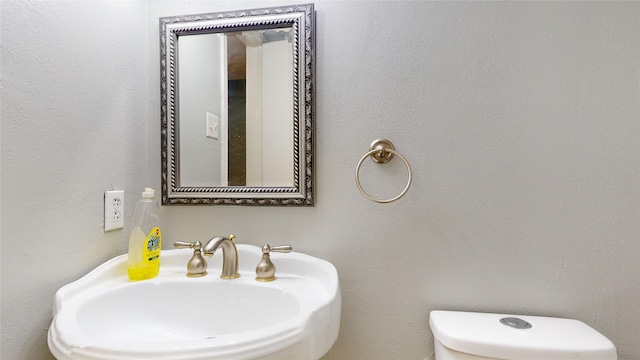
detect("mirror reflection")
(178, 28), (294, 188)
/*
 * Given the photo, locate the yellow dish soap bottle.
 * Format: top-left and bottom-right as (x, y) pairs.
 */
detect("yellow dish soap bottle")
(128, 188), (161, 281)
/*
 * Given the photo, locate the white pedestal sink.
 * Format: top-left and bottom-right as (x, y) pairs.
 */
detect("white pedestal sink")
(48, 244), (341, 360)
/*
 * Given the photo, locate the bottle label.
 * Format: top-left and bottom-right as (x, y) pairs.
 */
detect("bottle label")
(143, 227), (162, 263)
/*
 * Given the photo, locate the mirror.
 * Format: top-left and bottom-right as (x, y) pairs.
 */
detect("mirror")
(160, 4), (314, 205)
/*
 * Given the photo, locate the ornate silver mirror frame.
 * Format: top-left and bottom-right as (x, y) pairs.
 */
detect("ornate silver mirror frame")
(160, 4), (314, 206)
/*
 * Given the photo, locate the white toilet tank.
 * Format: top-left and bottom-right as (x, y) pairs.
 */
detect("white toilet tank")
(429, 310), (617, 360)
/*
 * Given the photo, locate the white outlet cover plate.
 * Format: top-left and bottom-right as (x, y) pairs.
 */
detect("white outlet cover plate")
(104, 190), (124, 231)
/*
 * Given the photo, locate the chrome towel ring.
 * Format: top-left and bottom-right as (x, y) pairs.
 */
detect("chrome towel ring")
(355, 139), (412, 203)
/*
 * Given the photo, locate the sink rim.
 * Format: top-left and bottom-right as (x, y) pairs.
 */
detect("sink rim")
(71, 279), (305, 341)
(48, 244), (341, 360)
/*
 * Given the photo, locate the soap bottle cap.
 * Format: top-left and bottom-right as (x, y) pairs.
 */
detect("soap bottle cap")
(142, 188), (155, 199)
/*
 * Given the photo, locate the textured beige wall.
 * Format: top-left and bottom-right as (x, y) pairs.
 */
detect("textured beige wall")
(2, 1), (639, 359)
(1, 2), (149, 359)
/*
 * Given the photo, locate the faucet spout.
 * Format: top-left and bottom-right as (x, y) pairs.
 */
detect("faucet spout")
(202, 234), (240, 279)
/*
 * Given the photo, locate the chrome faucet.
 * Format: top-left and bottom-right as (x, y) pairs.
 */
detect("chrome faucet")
(202, 234), (240, 279)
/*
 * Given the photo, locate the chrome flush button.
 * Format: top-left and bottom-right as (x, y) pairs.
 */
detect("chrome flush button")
(500, 317), (532, 329)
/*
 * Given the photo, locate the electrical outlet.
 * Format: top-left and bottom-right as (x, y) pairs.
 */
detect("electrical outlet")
(104, 190), (124, 231)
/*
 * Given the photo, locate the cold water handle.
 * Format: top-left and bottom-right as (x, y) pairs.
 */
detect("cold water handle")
(255, 244), (292, 282)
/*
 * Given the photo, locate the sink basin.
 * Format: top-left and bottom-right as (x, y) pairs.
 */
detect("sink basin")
(48, 244), (341, 360)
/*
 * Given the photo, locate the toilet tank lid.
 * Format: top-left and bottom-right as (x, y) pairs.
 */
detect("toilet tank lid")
(429, 310), (617, 360)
